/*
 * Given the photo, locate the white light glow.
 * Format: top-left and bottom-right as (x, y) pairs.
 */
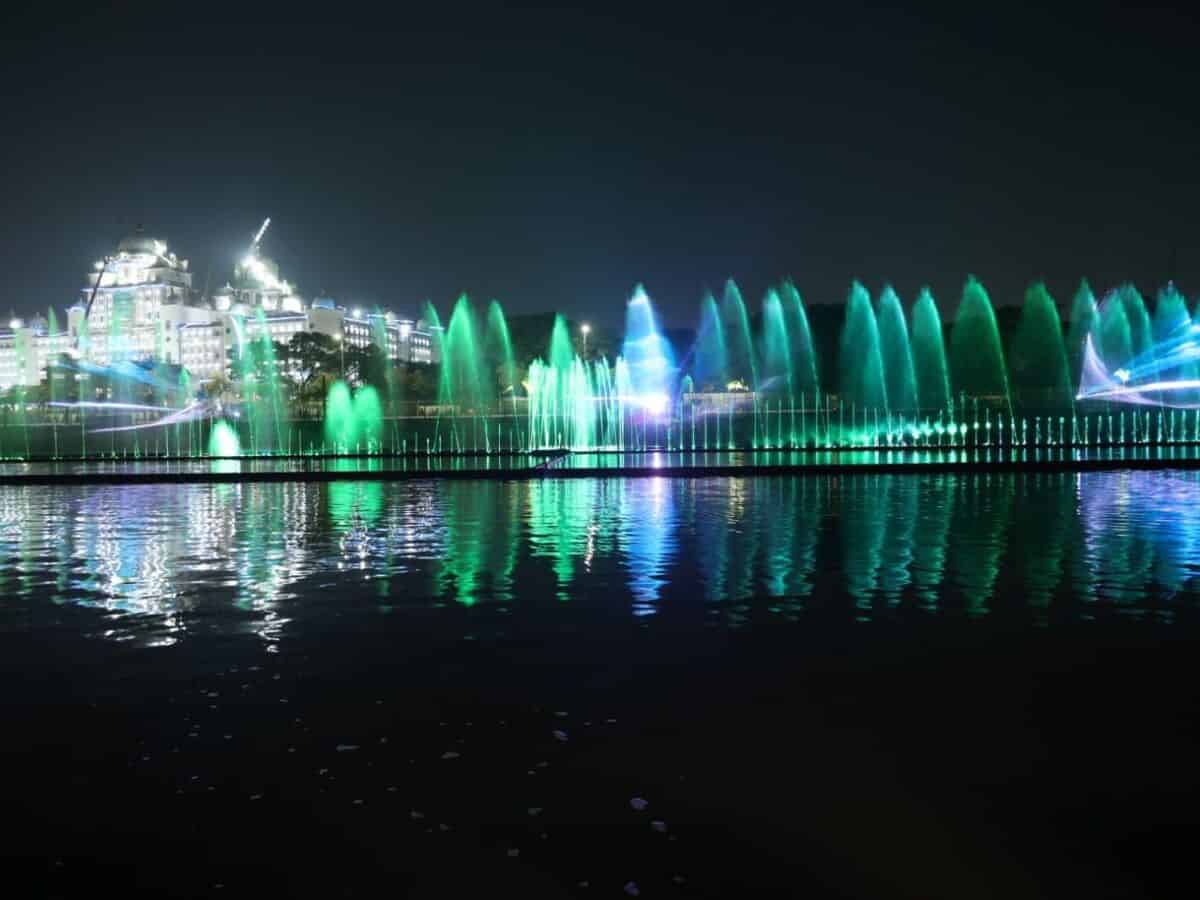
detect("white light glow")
(634, 392), (669, 415)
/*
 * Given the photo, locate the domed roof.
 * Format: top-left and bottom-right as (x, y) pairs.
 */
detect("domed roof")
(117, 225), (160, 255)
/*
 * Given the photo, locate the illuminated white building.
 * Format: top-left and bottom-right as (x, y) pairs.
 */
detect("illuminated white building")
(0, 226), (436, 391)
(0, 316), (74, 389)
(211, 254), (304, 314)
(68, 226), (206, 366)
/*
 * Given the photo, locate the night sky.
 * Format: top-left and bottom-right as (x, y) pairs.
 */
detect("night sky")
(4, 4), (1199, 330)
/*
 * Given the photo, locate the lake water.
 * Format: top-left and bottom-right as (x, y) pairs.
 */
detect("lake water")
(4, 471), (1200, 897)
(3, 470), (1200, 642)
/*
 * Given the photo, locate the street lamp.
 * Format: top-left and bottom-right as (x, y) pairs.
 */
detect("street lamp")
(334, 333), (344, 379)
(581, 322), (591, 358)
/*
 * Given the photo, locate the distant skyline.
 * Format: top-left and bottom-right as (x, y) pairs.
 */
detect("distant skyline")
(4, 4), (1200, 330)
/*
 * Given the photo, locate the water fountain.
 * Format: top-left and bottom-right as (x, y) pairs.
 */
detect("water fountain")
(9, 269), (1200, 468)
(692, 291), (727, 393)
(779, 280), (819, 398)
(323, 380), (383, 454)
(877, 286), (917, 413)
(720, 279), (758, 394)
(1152, 285), (1199, 406)
(1064, 280), (1097, 393)
(949, 276), (1010, 412)
(839, 281), (888, 413)
(759, 288), (792, 402)
(910, 287), (950, 415)
(1097, 290), (1134, 376)
(208, 420), (242, 457)
(1009, 282), (1072, 411)
(1119, 285), (1154, 359)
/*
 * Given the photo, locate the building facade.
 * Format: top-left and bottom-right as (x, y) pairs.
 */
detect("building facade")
(0, 227), (438, 390)
(0, 317), (74, 390)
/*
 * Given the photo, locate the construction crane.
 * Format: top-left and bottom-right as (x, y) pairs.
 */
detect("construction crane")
(246, 217), (271, 261)
(82, 256), (110, 322)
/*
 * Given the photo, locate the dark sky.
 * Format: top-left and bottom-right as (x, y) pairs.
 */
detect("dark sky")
(3, 3), (1199, 330)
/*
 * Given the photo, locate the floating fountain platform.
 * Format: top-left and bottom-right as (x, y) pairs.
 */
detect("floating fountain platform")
(7, 443), (1200, 485)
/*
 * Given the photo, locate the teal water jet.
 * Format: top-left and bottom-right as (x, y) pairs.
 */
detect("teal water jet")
(759, 288), (792, 399)
(438, 295), (486, 413)
(1009, 283), (1072, 411)
(876, 285), (917, 412)
(1064, 279), (1097, 392)
(437, 295), (488, 451)
(1153, 284), (1190, 343)
(720, 280), (758, 390)
(353, 385), (384, 452)
(910, 287), (950, 413)
(485, 301), (517, 403)
(324, 380), (358, 453)
(1095, 290), (1134, 372)
(1152, 284), (1198, 405)
(779, 280), (819, 396)
(949, 276), (1010, 410)
(693, 291), (727, 392)
(838, 282), (887, 413)
(622, 285), (674, 404)
(208, 419), (242, 457)
(1118, 285), (1153, 358)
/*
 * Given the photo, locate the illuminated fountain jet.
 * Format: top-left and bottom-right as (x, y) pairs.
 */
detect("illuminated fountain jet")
(620, 285), (675, 415)
(1076, 325), (1200, 407)
(84, 397), (234, 434)
(47, 355), (234, 433)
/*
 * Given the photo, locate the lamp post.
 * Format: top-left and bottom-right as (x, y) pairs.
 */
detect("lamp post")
(335, 333), (344, 379)
(581, 322), (591, 359)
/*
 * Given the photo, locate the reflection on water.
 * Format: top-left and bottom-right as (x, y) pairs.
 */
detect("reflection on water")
(3, 471), (1200, 645)
(437, 481), (521, 605)
(619, 477), (677, 612)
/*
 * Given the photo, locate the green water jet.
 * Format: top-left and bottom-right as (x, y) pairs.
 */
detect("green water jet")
(949, 276), (1010, 411)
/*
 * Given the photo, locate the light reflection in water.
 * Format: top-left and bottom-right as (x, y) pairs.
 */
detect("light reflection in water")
(528, 479), (606, 598)
(947, 474), (1012, 618)
(618, 477), (677, 611)
(0, 471), (1198, 645)
(436, 481), (520, 605)
(1080, 470), (1200, 608)
(911, 475), (952, 608)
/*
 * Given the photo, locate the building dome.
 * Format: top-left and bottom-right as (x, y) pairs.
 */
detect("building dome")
(117, 225), (160, 255)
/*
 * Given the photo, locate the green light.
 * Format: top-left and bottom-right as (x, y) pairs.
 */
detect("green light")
(208, 419), (241, 457)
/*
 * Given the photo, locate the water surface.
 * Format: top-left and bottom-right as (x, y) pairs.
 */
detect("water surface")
(5, 472), (1200, 898)
(3, 471), (1199, 644)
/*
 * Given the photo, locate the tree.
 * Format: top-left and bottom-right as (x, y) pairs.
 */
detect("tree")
(332, 341), (393, 396)
(203, 372), (233, 401)
(239, 339), (287, 403)
(399, 363), (437, 404)
(279, 332), (337, 397)
(358, 343), (391, 394)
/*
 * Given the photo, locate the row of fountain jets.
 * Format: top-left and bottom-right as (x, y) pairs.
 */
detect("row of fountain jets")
(402, 275), (1187, 454)
(5, 274), (1190, 458)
